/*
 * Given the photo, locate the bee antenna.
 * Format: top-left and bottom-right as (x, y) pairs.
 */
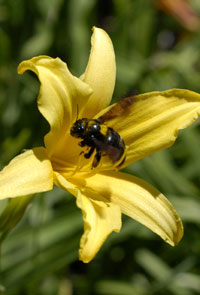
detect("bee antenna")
(76, 104), (79, 120)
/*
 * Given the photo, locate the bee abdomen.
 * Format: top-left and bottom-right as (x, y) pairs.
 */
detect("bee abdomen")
(106, 128), (124, 147)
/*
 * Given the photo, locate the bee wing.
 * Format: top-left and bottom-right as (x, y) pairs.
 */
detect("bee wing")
(98, 96), (134, 123)
(92, 138), (125, 164)
(103, 145), (124, 163)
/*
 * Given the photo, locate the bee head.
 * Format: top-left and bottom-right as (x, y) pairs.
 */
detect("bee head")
(70, 119), (87, 138)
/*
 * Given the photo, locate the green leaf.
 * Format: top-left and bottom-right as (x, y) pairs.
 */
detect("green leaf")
(0, 195), (33, 241)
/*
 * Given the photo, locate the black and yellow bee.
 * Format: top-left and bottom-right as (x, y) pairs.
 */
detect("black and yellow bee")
(70, 97), (134, 168)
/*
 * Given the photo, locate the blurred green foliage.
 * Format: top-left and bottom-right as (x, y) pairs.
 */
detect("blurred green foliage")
(1, 0), (200, 294)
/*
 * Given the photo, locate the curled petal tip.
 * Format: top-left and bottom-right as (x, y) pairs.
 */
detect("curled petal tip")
(81, 27), (116, 118)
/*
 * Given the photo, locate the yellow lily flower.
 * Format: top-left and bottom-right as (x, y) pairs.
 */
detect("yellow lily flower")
(1, 27), (200, 263)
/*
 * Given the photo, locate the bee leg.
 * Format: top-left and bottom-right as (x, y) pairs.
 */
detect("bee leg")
(92, 149), (101, 168)
(84, 146), (95, 159)
(79, 140), (87, 147)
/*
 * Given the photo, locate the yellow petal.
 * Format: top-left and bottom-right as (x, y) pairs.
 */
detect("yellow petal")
(76, 171), (183, 246)
(54, 172), (121, 263)
(98, 89), (200, 166)
(18, 56), (92, 157)
(80, 27), (116, 118)
(0, 147), (53, 199)
(53, 171), (80, 198)
(76, 193), (121, 263)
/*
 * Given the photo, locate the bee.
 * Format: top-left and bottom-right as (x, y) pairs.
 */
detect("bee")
(70, 97), (134, 168)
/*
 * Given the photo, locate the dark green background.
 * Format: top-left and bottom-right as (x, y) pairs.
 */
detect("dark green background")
(0, 0), (200, 294)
